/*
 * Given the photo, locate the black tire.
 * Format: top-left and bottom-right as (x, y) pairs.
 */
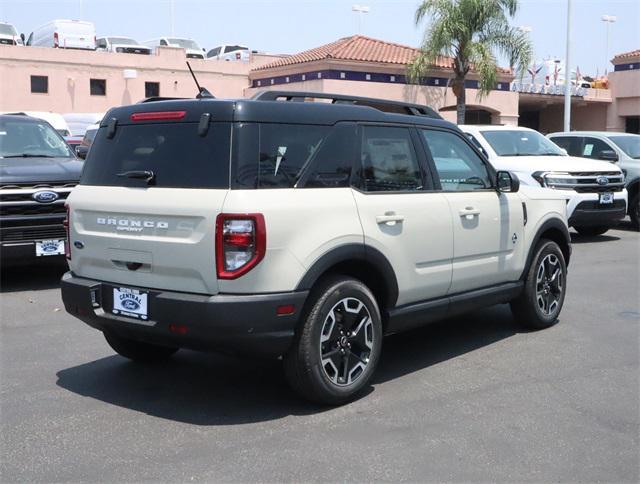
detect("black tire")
(629, 193), (640, 231)
(103, 331), (178, 362)
(284, 276), (383, 405)
(574, 225), (609, 236)
(511, 239), (567, 330)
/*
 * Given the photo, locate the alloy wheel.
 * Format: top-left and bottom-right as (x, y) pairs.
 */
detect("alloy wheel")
(536, 253), (563, 316)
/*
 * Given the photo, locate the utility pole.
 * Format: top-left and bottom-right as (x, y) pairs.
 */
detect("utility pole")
(563, 0), (572, 132)
(352, 4), (370, 34)
(601, 15), (617, 75)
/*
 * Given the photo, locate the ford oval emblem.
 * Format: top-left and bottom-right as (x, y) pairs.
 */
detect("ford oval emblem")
(596, 176), (609, 186)
(33, 190), (59, 203)
(121, 299), (140, 311)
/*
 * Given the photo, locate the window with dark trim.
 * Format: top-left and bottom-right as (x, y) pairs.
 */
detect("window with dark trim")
(145, 82), (160, 98)
(30, 75), (48, 94)
(90, 78), (106, 96)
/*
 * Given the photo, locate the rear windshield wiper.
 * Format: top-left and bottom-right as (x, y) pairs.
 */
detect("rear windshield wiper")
(116, 170), (156, 184)
(1, 153), (59, 158)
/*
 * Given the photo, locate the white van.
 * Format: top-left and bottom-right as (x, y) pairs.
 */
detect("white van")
(27, 19), (95, 50)
(0, 22), (23, 46)
(62, 113), (104, 137)
(2, 111), (72, 137)
(142, 37), (204, 59)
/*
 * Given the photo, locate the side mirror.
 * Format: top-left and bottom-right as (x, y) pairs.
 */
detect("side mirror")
(20, 33), (25, 42)
(599, 149), (618, 162)
(497, 171), (519, 193)
(75, 145), (88, 160)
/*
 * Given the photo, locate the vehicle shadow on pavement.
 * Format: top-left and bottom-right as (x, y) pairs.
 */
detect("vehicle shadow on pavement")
(56, 304), (521, 424)
(0, 259), (68, 293)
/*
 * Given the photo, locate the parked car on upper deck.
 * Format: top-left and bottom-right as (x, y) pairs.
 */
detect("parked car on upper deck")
(26, 19), (95, 50)
(96, 37), (151, 55)
(548, 131), (640, 229)
(142, 37), (204, 59)
(206, 44), (250, 61)
(460, 125), (628, 236)
(0, 114), (82, 261)
(0, 22), (23, 45)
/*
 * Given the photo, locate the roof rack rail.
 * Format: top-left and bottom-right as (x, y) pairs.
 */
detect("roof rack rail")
(138, 96), (189, 104)
(251, 90), (441, 119)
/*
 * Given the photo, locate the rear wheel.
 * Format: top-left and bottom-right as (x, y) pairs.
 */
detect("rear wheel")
(629, 193), (639, 231)
(103, 331), (178, 362)
(574, 225), (609, 236)
(284, 276), (382, 405)
(511, 239), (567, 330)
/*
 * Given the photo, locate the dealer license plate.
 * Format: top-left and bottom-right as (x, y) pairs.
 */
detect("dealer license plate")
(599, 192), (614, 204)
(112, 287), (149, 320)
(35, 239), (65, 256)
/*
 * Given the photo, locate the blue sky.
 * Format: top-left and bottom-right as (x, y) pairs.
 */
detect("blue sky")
(1, 0), (638, 76)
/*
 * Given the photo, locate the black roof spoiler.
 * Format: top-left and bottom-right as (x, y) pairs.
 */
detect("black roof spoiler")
(138, 96), (189, 104)
(251, 91), (441, 119)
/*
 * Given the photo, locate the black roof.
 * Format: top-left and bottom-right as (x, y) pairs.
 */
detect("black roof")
(0, 113), (49, 123)
(100, 96), (456, 131)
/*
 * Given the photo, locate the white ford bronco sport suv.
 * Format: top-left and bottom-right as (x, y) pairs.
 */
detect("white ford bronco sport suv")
(61, 91), (572, 405)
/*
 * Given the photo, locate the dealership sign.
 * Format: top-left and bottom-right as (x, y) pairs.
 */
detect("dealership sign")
(510, 82), (587, 97)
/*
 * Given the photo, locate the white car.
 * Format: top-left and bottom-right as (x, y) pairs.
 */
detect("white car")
(206, 44), (250, 61)
(62, 112), (104, 137)
(460, 125), (627, 236)
(26, 19), (95, 50)
(61, 92), (573, 405)
(142, 37), (204, 59)
(96, 37), (151, 55)
(2, 111), (71, 137)
(0, 22), (23, 46)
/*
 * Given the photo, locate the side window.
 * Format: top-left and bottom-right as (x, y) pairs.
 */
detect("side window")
(303, 124), (357, 188)
(421, 129), (492, 191)
(582, 137), (613, 159)
(360, 126), (422, 192)
(97, 38), (107, 48)
(160, 39), (167, 46)
(234, 123), (329, 189)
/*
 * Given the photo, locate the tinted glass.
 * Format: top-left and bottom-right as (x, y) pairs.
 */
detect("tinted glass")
(0, 24), (17, 35)
(421, 129), (491, 191)
(168, 38), (199, 49)
(581, 137), (614, 159)
(548, 136), (580, 155)
(207, 47), (221, 57)
(464, 133), (488, 158)
(360, 126), (422, 192)
(30, 75), (48, 94)
(81, 122), (231, 189)
(145, 82), (160, 98)
(609, 135), (640, 158)
(303, 124), (357, 188)
(0, 117), (74, 158)
(108, 37), (136, 45)
(90, 79), (106, 96)
(234, 123), (329, 189)
(482, 130), (564, 156)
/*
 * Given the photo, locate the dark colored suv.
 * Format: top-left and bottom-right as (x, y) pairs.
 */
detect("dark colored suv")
(0, 114), (82, 261)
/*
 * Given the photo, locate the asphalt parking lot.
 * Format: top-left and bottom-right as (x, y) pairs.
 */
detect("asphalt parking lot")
(1, 225), (638, 483)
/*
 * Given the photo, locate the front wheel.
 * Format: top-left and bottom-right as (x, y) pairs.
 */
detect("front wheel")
(284, 276), (382, 405)
(511, 239), (567, 330)
(104, 331), (178, 362)
(574, 225), (610, 236)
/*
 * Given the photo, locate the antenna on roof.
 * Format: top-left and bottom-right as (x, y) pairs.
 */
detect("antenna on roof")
(186, 61), (215, 99)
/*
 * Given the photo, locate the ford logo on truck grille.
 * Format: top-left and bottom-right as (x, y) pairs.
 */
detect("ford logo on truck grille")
(596, 176), (609, 186)
(33, 190), (59, 203)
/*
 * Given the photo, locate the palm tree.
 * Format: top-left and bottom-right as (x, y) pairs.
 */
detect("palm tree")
(409, 0), (532, 124)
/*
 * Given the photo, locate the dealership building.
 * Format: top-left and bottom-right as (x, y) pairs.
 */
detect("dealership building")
(0, 37), (638, 133)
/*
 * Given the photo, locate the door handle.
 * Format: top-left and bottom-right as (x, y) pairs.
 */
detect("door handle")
(376, 212), (405, 225)
(459, 207), (480, 218)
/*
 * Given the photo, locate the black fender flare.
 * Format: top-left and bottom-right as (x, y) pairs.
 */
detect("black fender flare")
(521, 217), (572, 280)
(295, 243), (399, 308)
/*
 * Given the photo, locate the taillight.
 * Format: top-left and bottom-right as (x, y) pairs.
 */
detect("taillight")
(130, 111), (186, 121)
(215, 214), (266, 279)
(64, 204), (71, 260)
(53, 32), (59, 47)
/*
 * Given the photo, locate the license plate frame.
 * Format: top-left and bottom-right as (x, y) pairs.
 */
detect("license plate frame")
(35, 239), (65, 257)
(599, 192), (614, 205)
(112, 287), (149, 321)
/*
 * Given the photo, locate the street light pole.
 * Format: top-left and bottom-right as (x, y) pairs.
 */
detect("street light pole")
(601, 15), (617, 74)
(563, 0), (572, 132)
(352, 4), (370, 34)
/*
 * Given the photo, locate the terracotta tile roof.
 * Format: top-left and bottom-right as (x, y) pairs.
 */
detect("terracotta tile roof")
(612, 49), (640, 61)
(252, 35), (456, 71)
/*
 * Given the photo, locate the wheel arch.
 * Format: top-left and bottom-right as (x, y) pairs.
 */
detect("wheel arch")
(295, 244), (399, 317)
(521, 218), (571, 280)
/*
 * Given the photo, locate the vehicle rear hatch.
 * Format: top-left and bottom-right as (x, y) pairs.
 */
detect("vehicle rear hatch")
(67, 102), (234, 295)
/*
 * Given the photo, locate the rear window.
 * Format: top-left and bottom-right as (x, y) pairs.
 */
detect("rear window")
(81, 122), (231, 189)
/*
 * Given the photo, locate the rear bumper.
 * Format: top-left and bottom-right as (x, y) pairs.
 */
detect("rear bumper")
(60, 272), (308, 358)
